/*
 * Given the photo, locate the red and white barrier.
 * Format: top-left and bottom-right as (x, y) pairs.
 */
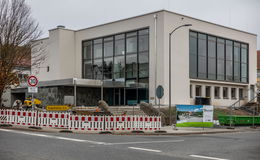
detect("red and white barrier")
(0, 109), (161, 131)
(0, 110), (8, 124)
(38, 112), (70, 128)
(0, 109), (37, 126)
(69, 115), (104, 131)
(15, 110), (37, 126)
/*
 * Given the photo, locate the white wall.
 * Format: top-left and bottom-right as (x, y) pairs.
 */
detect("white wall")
(32, 28), (76, 81)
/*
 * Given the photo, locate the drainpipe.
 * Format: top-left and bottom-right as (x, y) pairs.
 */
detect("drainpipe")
(73, 78), (77, 107)
(154, 14), (158, 105)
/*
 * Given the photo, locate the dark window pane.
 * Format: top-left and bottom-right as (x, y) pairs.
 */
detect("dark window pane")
(138, 33), (149, 52)
(114, 55), (125, 80)
(93, 39), (102, 58)
(126, 54), (137, 79)
(83, 60), (92, 79)
(103, 57), (113, 80)
(234, 62), (240, 82)
(208, 58), (216, 79)
(104, 37), (113, 58)
(217, 60), (225, 80)
(234, 42), (240, 62)
(241, 47), (247, 63)
(115, 34), (125, 56)
(241, 63), (247, 82)
(225, 40), (233, 81)
(189, 32), (197, 78)
(217, 38), (225, 80)
(198, 33), (207, 78)
(208, 36), (216, 80)
(138, 29), (149, 36)
(83, 41), (92, 60)
(139, 52), (149, 78)
(126, 32), (137, 53)
(198, 56), (207, 78)
(93, 59), (102, 80)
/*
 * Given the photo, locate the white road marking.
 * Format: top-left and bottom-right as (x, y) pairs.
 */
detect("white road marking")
(105, 139), (184, 145)
(190, 154), (229, 160)
(0, 128), (105, 144)
(0, 128), (182, 148)
(129, 147), (162, 153)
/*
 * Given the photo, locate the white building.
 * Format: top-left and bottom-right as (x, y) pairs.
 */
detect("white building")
(18, 10), (257, 107)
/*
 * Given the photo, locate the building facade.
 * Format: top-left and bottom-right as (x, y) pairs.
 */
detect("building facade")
(12, 10), (257, 107)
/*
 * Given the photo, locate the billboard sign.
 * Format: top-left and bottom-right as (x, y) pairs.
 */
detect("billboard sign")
(176, 105), (214, 127)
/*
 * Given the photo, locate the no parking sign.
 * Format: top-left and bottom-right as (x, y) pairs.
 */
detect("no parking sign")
(27, 76), (38, 87)
(27, 76), (38, 93)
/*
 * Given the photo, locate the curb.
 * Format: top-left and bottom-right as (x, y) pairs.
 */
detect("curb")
(0, 124), (12, 127)
(59, 130), (73, 133)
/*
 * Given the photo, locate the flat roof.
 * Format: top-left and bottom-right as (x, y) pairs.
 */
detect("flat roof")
(41, 9), (257, 39)
(76, 9), (257, 36)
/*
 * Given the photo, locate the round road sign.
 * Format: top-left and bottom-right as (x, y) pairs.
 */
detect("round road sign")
(156, 85), (164, 99)
(27, 76), (38, 87)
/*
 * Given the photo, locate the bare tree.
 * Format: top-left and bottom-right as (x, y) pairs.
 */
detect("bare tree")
(0, 0), (43, 106)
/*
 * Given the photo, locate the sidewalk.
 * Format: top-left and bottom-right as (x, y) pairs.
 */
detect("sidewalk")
(1, 124), (259, 135)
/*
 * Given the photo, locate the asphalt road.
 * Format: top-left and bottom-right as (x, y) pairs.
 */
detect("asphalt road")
(0, 128), (260, 160)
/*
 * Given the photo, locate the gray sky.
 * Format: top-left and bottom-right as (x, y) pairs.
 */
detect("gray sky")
(26, 0), (260, 49)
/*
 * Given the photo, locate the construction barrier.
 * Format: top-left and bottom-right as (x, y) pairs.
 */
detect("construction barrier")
(104, 116), (161, 131)
(69, 115), (104, 131)
(0, 109), (37, 126)
(38, 112), (70, 128)
(0, 109), (161, 131)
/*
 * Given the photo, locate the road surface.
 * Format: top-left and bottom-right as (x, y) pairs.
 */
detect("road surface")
(0, 128), (259, 160)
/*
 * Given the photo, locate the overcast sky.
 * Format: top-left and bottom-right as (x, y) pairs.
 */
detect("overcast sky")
(26, 0), (260, 49)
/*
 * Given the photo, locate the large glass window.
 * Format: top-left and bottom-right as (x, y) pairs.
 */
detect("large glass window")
(82, 28), (149, 105)
(103, 57), (113, 80)
(93, 59), (102, 80)
(198, 33), (207, 78)
(82, 41), (93, 79)
(189, 31), (248, 83)
(234, 42), (241, 82)
(189, 32), (197, 78)
(93, 39), (102, 59)
(126, 54), (137, 79)
(217, 38), (225, 80)
(208, 36), (216, 79)
(115, 34), (125, 56)
(126, 32), (137, 53)
(104, 37), (113, 58)
(225, 40), (233, 81)
(103, 37), (113, 80)
(83, 41), (92, 60)
(241, 44), (248, 82)
(138, 29), (149, 78)
(114, 34), (125, 80)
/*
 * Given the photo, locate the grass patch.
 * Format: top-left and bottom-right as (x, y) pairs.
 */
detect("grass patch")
(176, 122), (213, 127)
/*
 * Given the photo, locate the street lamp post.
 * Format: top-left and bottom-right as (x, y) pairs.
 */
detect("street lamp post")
(169, 24), (192, 126)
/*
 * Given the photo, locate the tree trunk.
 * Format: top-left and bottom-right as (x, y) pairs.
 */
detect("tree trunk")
(0, 89), (3, 108)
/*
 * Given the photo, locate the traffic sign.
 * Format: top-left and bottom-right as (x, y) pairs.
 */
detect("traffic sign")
(27, 76), (38, 87)
(28, 87), (38, 93)
(156, 85), (164, 99)
(46, 105), (71, 111)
